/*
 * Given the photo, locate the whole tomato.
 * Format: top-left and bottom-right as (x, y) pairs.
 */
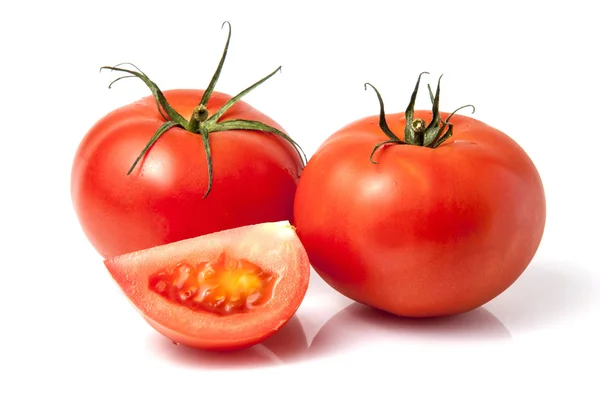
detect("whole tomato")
(293, 73), (546, 317)
(71, 23), (304, 259)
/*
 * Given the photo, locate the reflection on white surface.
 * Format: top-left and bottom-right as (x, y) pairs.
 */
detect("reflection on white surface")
(308, 303), (512, 361)
(146, 300), (511, 368)
(309, 303), (511, 356)
(485, 262), (595, 332)
(145, 270), (520, 368)
(145, 315), (308, 369)
(144, 262), (596, 368)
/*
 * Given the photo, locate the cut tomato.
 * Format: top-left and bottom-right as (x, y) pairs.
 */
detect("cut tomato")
(104, 221), (310, 351)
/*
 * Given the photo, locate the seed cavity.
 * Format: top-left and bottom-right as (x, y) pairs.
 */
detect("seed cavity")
(149, 253), (277, 316)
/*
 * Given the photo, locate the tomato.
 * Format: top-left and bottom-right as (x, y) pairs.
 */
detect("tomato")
(293, 73), (546, 318)
(104, 221), (310, 351)
(71, 23), (304, 259)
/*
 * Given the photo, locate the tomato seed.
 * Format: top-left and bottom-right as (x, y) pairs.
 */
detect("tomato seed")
(148, 253), (277, 316)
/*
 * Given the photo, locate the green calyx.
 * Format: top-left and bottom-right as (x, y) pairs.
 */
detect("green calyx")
(364, 72), (475, 164)
(100, 21), (306, 197)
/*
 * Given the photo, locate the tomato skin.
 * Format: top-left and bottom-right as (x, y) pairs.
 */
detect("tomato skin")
(104, 221), (310, 351)
(72, 90), (302, 259)
(294, 110), (546, 317)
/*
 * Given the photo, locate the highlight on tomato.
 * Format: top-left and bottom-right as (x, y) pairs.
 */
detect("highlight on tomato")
(71, 22), (305, 259)
(104, 221), (310, 351)
(293, 72), (546, 318)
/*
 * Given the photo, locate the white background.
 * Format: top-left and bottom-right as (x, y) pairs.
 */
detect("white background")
(1, 0), (598, 399)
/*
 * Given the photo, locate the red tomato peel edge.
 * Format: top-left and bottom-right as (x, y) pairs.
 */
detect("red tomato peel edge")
(104, 221), (310, 351)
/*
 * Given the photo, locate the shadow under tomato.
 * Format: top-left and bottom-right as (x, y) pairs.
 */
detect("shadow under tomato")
(309, 302), (512, 359)
(146, 315), (308, 369)
(484, 261), (595, 332)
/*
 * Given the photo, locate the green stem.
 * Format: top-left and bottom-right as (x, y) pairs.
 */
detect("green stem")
(364, 83), (403, 142)
(101, 64), (188, 126)
(187, 104), (209, 132)
(206, 66), (282, 124)
(127, 121), (180, 175)
(101, 22), (306, 198)
(404, 71), (429, 145)
(370, 139), (400, 164)
(213, 119), (307, 165)
(422, 75), (443, 147)
(364, 72), (476, 163)
(199, 21), (232, 107)
(412, 118), (427, 146)
(199, 126), (213, 198)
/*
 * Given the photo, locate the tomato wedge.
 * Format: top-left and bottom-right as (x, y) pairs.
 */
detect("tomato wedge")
(104, 221), (310, 351)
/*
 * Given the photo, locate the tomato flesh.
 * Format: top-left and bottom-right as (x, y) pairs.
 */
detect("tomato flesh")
(149, 253), (277, 316)
(104, 221), (310, 351)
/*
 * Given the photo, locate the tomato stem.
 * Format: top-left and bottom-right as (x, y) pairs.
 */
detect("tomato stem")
(208, 66), (282, 124)
(365, 72), (476, 163)
(199, 127), (213, 198)
(199, 21), (232, 108)
(127, 121), (179, 175)
(188, 105), (209, 132)
(101, 63), (188, 127)
(99, 22), (306, 197)
(404, 72), (430, 145)
(363, 83), (405, 143)
(412, 119), (427, 133)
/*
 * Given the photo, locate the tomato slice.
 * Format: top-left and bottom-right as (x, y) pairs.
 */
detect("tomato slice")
(104, 221), (310, 351)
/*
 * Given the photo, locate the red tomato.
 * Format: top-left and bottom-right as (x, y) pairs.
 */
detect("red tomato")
(293, 74), (546, 318)
(104, 221), (310, 351)
(71, 23), (304, 258)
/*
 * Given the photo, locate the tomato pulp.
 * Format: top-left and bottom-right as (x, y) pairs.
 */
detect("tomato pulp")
(293, 76), (546, 317)
(104, 221), (310, 351)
